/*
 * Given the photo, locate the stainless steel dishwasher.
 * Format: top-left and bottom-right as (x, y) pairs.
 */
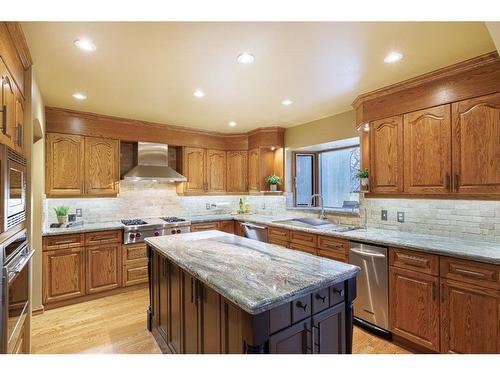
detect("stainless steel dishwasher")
(349, 241), (390, 336)
(242, 222), (268, 242)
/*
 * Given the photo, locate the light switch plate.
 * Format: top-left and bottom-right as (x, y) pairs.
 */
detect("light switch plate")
(381, 210), (388, 221)
(397, 211), (405, 223)
(76, 208), (82, 217)
(206, 203), (211, 210)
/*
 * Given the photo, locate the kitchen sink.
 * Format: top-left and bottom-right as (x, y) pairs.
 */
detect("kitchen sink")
(271, 217), (360, 232)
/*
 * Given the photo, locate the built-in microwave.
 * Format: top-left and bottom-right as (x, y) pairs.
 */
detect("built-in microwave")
(0, 145), (27, 233)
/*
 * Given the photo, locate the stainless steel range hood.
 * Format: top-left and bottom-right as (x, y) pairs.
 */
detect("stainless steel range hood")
(123, 142), (187, 182)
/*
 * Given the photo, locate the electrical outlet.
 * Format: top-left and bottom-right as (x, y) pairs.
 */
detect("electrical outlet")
(76, 208), (82, 217)
(206, 203), (211, 210)
(397, 211), (405, 223)
(381, 210), (388, 221)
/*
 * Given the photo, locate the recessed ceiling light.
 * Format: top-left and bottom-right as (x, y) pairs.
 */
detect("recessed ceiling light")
(72, 92), (87, 100)
(384, 51), (403, 63)
(74, 38), (96, 52)
(193, 90), (205, 98)
(237, 53), (255, 64)
(281, 99), (293, 106)
(228, 121), (237, 127)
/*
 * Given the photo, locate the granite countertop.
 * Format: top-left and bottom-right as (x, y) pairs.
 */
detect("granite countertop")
(42, 221), (124, 236)
(146, 231), (360, 315)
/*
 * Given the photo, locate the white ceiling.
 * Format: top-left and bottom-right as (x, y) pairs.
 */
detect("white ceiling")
(22, 22), (495, 133)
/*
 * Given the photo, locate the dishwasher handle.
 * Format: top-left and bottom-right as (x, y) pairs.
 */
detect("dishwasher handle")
(349, 248), (386, 258)
(241, 222), (268, 230)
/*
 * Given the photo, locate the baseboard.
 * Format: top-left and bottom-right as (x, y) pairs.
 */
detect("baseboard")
(32, 305), (45, 316)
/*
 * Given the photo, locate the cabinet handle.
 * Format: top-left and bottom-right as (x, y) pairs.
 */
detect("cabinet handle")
(16, 123), (22, 147)
(444, 173), (450, 190)
(315, 293), (326, 303)
(453, 174), (459, 192)
(2, 104), (6, 135)
(332, 287), (344, 297)
(295, 301), (308, 312)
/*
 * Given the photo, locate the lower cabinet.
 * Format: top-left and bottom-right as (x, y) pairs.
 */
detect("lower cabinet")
(182, 272), (199, 353)
(86, 243), (121, 294)
(219, 220), (235, 234)
(269, 319), (312, 354)
(312, 303), (346, 354)
(43, 247), (86, 304)
(122, 243), (148, 287)
(389, 266), (440, 351)
(191, 221), (220, 232)
(440, 279), (499, 354)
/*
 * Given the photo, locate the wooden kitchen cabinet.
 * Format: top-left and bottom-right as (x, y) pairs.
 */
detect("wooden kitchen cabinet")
(248, 148), (260, 192)
(45, 133), (85, 197)
(440, 279), (499, 353)
(86, 243), (122, 294)
(0, 65), (16, 148)
(182, 272), (199, 353)
(199, 283), (222, 354)
(403, 104), (452, 194)
(389, 266), (440, 352)
(312, 303), (346, 354)
(14, 93), (24, 155)
(191, 221), (220, 232)
(122, 243), (148, 287)
(269, 319), (312, 354)
(84, 136), (120, 196)
(370, 115), (404, 193)
(206, 149), (226, 193)
(182, 147), (206, 194)
(226, 150), (248, 192)
(451, 92), (500, 194)
(219, 220), (235, 234)
(43, 247), (86, 304)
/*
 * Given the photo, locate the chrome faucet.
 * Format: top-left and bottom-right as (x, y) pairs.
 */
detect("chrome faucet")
(310, 194), (326, 220)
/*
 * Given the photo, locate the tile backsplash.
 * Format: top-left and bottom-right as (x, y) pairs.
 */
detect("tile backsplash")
(44, 181), (500, 242)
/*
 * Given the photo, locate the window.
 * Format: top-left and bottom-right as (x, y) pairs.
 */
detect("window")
(293, 145), (360, 210)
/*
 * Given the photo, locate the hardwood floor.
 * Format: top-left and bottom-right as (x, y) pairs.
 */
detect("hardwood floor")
(32, 287), (409, 354)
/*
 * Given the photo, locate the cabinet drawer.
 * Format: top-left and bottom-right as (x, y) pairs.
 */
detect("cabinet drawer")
(290, 231), (317, 247)
(292, 295), (312, 324)
(85, 230), (122, 246)
(317, 249), (348, 263)
(269, 238), (289, 248)
(390, 247), (439, 276)
(122, 261), (148, 287)
(43, 233), (85, 251)
(329, 282), (345, 306)
(440, 257), (499, 290)
(312, 288), (330, 314)
(122, 243), (147, 264)
(317, 235), (348, 254)
(290, 242), (317, 255)
(191, 222), (220, 232)
(268, 226), (290, 241)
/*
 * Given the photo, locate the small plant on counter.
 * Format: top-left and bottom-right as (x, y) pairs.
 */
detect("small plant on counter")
(356, 169), (370, 190)
(54, 206), (70, 224)
(265, 175), (281, 191)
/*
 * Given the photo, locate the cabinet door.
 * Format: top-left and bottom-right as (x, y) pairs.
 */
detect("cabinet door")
(248, 148), (260, 192)
(1, 68), (15, 148)
(403, 105), (452, 193)
(370, 116), (403, 193)
(440, 279), (499, 354)
(312, 303), (346, 354)
(14, 92), (24, 155)
(46, 133), (85, 197)
(43, 248), (86, 304)
(269, 319), (312, 354)
(191, 221), (220, 232)
(157, 256), (169, 344)
(206, 149), (226, 193)
(221, 298), (244, 353)
(227, 151), (248, 192)
(86, 244), (121, 294)
(389, 267), (440, 351)
(168, 262), (182, 353)
(219, 220), (234, 234)
(199, 283), (221, 354)
(85, 136), (120, 196)
(182, 272), (199, 353)
(451, 92), (500, 194)
(183, 147), (206, 193)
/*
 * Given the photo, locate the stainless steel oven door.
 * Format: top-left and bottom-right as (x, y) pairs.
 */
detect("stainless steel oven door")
(1, 245), (33, 353)
(6, 155), (27, 229)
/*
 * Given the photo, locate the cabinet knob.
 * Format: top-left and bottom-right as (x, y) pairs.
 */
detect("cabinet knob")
(315, 293), (326, 303)
(332, 288), (344, 297)
(295, 300), (308, 312)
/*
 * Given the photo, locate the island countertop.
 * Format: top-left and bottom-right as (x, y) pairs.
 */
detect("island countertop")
(146, 230), (359, 315)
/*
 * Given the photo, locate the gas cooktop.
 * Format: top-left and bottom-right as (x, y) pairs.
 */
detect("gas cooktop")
(121, 218), (148, 226)
(161, 217), (187, 223)
(121, 216), (191, 244)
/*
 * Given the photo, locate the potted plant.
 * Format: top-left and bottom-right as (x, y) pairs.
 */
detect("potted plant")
(54, 206), (70, 224)
(265, 175), (281, 191)
(356, 169), (369, 190)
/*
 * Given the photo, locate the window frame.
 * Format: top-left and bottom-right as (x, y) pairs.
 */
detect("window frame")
(292, 144), (360, 209)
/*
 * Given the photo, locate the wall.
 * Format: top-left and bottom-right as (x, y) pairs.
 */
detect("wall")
(30, 75), (45, 310)
(284, 110), (357, 149)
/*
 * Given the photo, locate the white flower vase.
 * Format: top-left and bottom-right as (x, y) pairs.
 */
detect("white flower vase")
(360, 178), (369, 190)
(270, 184), (277, 192)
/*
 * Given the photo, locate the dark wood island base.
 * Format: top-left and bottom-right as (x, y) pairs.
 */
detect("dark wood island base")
(147, 247), (357, 354)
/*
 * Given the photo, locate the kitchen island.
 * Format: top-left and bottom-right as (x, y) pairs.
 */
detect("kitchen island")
(146, 230), (359, 354)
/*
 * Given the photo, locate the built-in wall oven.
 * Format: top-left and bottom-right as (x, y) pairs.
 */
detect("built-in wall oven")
(0, 145), (27, 233)
(1, 229), (33, 353)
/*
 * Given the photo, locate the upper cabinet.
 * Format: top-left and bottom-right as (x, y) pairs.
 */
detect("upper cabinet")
(451, 92), (500, 194)
(206, 149), (226, 193)
(46, 132), (120, 198)
(353, 52), (500, 199)
(178, 147), (206, 194)
(0, 61), (17, 150)
(46, 133), (85, 197)
(370, 116), (403, 193)
(403, 105), (452, 194)
(248, 148), (260, 192)
(227, 151), (248, 193)
(84, 137), (120, 197)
